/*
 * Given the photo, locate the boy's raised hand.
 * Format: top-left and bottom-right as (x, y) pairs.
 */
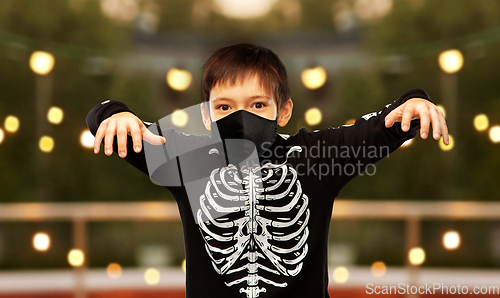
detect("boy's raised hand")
(384, 98), (450, 146)
(93, 111), (166, 158)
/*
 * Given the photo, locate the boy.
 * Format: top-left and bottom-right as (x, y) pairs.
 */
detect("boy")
(86, 43), (448, 298)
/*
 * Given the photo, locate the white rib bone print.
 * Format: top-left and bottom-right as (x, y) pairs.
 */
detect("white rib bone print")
(197, 147), (310, 298)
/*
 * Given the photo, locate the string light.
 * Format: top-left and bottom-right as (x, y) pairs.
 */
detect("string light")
(333, 266), (349, 283)
(171, 109), (189, 127)
(301, 66), (327, 89)
(39, 136), (55, 153)
(4, 115), (20, 133)
(166, 68), (192, 91)
(32, 232), (51, 252)
(371, 261), (387, 277)
(0, 128), (4, 144)
(438, 49), (464, 74)
(80, 130), (95, 148)
(408, 247), (425, 265)
(107, 263), (122, 279)
(144, 268), (160, 285)
(30, 51), (55, 75)
(443, 231), (461, 250)
(439, 135), (454, 151)
(489, 125), (500, 143)
(305, 107), (322, 126)
(68, 249), (85, 267)
(473, 114), (489, 132)
(47, 107), (64, 124)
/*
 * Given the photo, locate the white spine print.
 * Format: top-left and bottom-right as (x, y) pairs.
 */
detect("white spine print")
(197, 147), (309, 298)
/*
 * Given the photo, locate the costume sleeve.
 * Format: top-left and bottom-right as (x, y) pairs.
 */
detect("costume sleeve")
(297, 88), (433, 197)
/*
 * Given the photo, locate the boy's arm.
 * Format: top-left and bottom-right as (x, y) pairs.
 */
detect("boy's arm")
(86, 100), (165, 176)
(313, 88), (448, 194)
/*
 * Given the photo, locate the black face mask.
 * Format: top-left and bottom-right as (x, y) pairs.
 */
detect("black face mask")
(211, 110), (278, 160)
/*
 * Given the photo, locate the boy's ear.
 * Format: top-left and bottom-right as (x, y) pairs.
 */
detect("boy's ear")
(277, 98), (293, 127)
(200, 102), (212, 131)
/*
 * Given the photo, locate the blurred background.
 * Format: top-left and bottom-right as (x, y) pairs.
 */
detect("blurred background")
(1, 0), (500, 297)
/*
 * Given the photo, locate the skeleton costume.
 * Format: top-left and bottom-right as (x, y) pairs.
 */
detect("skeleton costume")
(86, 88), (431, 298)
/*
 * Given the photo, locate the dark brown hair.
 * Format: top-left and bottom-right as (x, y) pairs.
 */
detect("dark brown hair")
(201, 43), (290, 113)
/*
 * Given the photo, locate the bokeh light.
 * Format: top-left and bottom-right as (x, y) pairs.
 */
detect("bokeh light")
(438, 49), (464, 74)
(0, 128), (4, 144)
(333, 266), (349, 283)
(166, 68), (192, 91)
(181, 259), (186, 272)
(301, 66), (327, 89)
(32, 232), (50, 252)
(354, 0), (393, 21)
(171, 109), (189, 127)
(47, 106), (64, 124)
(436, 105), (446, 118)
(443, 231), (461, 250)
(439, 134), (454, 151)
(473, 114), (489, 132)
(408, 247), (425, 265)
(144, 268), (160, 285)
(107, 263), (122, 279)
(30, 51), (55, 75)
(100, 0), (139, 22)
(488, 125), (500, 143)
(305, 107), (322, 126)
(68, 249), (85, 267)
(214, 0), (277, 19)
(80, 130), (95, 148)
(39, 136), (54, 153)
(401, 138), (413, 147)
(371, 261), (387, 277)
(4, 115), (20, 133)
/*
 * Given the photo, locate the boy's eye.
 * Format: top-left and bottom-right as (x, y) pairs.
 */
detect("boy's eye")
(217, 104), (230, 111)
(253, 102), (266, 109)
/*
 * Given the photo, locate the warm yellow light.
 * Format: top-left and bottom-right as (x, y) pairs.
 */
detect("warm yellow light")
(39, 136), (54, 153)
(30, 51), (55, 75)
(408, 247), (425, 265)
(214, 0), (277, 19)
(32, 232), (50, 252)
(305, 108), (322, 126)
(47, 106), (64, 124)
(181, 259), (186, 272)
(0, 128), (4, 144)
(80, 130), (95, 148)
(371, 261), (387, 277)
(166, 68), (192, 91)
(438, 49), (463, 74)
(489, 125), (500, 143)
(333, 266), (349, 284)
(107, 263), (122, 279)
(473, 114), (489, 132)
(301, 66), (327, 89)
(4, 115), (20, 133)
(345, 119), (356, 126)
(144, 268), (160, 285)
(68, 249), (85, 267)
(443, 231), (460, 250)
(171, 109), (189, 127)
(401, 138), (413, 147)
(436, 105), (446, 118)
(439, 134), (454, 151)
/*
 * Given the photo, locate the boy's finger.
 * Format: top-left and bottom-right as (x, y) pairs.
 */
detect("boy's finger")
(400, 105), (414, 132)
(440, 115), (450, 145)
(429, 108), (441, 140)
(104, 121), (116, 156)
(418, 107), (430, 139)
(93, 121), (108, 154)
(143, 129), (166, 145)
(129, 122), (143, 153)
(384, 109), (400, 127)
(116, 121), (128, 158)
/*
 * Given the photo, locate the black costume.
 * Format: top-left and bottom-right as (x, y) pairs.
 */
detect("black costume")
(86, 88), (431, 298)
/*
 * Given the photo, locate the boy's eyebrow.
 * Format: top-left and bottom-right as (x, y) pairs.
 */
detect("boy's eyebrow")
(213, 95), (271, 102)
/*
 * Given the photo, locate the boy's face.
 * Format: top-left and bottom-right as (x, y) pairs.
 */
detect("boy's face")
(201, 74), (293, 131)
